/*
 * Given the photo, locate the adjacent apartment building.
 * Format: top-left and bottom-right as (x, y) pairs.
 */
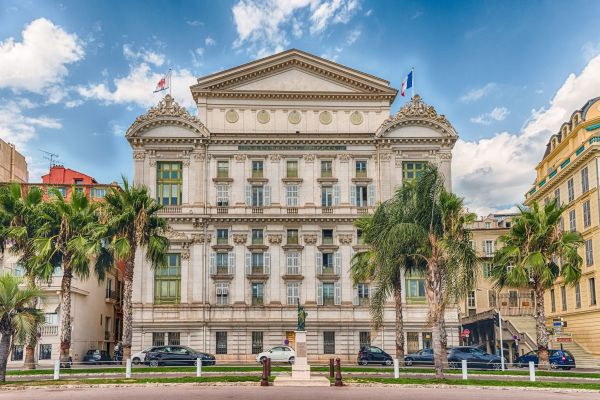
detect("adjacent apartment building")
(1, 166), (123, 366)
(0, 138), (28, 183)
(525, 96), (600, 362)
(126, 49), (459, 361)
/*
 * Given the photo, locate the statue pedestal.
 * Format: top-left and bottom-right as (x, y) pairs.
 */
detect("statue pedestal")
(273, 330), (330, 387)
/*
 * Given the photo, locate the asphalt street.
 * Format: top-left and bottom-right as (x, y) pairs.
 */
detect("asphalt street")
(1, 385), (599, 400)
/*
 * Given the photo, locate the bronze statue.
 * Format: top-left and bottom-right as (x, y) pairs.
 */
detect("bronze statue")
(297, 299), (307, 331)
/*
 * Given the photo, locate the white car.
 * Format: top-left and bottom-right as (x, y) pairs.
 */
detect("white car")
(255, 346), (296, 364)
(132, 347), (153, 365)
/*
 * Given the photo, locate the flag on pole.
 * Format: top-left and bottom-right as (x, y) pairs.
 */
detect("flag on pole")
(401, 70), (413, 97)
(154, 69), (172, 93)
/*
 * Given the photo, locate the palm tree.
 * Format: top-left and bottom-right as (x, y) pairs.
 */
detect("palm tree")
(33, 189), (111, 366)
(0, 274), (44, 381)
(492, 200), (582, 368)
(100, 178), (168, 363)
(0, 183), (48, 369)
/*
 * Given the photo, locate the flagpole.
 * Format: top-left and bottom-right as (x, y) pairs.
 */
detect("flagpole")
(169, 68), (172, 97)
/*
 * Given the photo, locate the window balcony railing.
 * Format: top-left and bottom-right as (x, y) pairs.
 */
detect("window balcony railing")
(287, 207), (298, 214)
(321, 266), (335, 275)
(321, 207), (333, 214)
(217, 207), (229, 214)
(159, 206), (182, 214)
(252, 207), (264, 214)
(249, 265), (265, 275)
(39, 325), (59, 336)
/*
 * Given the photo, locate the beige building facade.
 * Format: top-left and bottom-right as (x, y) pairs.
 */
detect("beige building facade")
(127, 50), (459, 361)
(0, 138), (28, 183)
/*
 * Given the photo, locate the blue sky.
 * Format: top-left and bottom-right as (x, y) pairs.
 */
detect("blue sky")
(1, 0), (600, 214)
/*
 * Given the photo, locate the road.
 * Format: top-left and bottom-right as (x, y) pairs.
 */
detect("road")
(1, 385), (598, 400)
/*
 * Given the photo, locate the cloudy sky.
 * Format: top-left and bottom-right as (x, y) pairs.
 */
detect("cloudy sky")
(1, 0), (600, 215)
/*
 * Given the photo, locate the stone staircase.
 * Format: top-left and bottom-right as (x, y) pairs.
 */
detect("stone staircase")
(503, 315), (537, 352)
(557, 341), (600, 368)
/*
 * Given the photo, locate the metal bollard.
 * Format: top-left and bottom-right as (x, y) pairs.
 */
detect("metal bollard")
(126, 358), (132, 378)
(334, 358), (343, 387)
(461, 359), (468, 380)
(393, 358), (399, 379)
(529, 361), (536, 382)
(196, 358), (202, 377)
(329, 358), (335, 378)
(260, 357), (269, 386)
(53, 360), (60, 380)
(267, 357), (272, 377)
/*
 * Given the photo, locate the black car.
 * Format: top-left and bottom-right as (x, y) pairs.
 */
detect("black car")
(357, 346), (393, 366)
(515, 349), (576, 370)
(448, 346), (506, 370)
(83, 349), (112, 365)
(404, 348), (434, 366)
(145, 345), (216, 366)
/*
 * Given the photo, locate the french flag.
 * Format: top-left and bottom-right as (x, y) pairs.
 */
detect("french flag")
(401, 70), (413, 97)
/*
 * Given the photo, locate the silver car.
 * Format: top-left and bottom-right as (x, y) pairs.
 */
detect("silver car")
(255, 346), (296, 364)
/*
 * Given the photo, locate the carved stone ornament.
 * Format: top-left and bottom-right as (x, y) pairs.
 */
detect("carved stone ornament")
(257, 110), (270, 124)
(270, 154), (282, 162)
(183, 159), (191, 166)
(288, 110), (301, 124)
(235, 154), (247, 162)
(181, 250), (190, 260)
(133, 151), (146, 160)
(395, 158), (403, 167)
(379, 152), (392, 161)
(150, 159), (157, 166)
(303, 154), (315, 162)
(126, 94), (209, 137)
(350, 111), (363, 125)
(193, 152), (206, 161)
(376, 94), (458, 137)
(339, 154), (351, 162)
(303, 234), (318, 245)
(232, 233), (248, 245)
(161, 226), (190, 242)
(319, 111), (332, 125)
(225, 109), (239, 123)
(338, 234), (353, 245)
(192, 233), (212, 244)
(439, 152), (452, 160)
(268, 234), (283, 245)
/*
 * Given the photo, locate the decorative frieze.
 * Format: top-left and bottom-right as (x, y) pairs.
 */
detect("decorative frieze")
(192, 233), (212, 244)
(235, 154), (247, 162)
(181, 250), (190, 260)
(269, 154), (282, 162)
(232, 233), (248, 245)
(379, 152), (393, 161)
(303, 154), (315, 162)
(268, 234), (283, 245)
(339, 154), (351, 163)
(338, 234), (353, 245)
(133, 151), (146, 160)
(303, 234), (318, 245)
(162, 226), (190, 242)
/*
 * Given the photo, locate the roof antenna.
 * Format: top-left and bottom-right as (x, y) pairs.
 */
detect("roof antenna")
(40, 149), (60, 169)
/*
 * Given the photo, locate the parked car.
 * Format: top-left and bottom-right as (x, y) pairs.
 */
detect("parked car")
(83, 349), (112, 365)
(255, 346), (296, 364)
(145, 345), (216, 367)
(132, 347), (156, 365)
(357, 346), (393, 366)
(515, 349), (576, 370)
(447, 346), (506, 370)
(404, 348), (434, 366)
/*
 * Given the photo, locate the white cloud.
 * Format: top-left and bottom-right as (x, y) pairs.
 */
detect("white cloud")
(582, 41), (600, 61)
(460, 82), (496, 103)
(77, 63), (196, 108)
(411, 10), (423, 20)
(0, 18), (84, 93)
(0, 100), (62, 149)
(186, 20), (204, 27)
(232, 0), (361, 57)
(453, 53), (600, 216)
(123, 44), (165, 67)
(205, 37), (216, 46)
(470, 106), (509, 125)
(191, 48), (204, 68)
(365, 9), (372, 16)
(321, 27), (360, 61)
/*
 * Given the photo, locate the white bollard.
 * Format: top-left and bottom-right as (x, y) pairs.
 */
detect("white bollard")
(461, 359), (468, 380)
(53, 360), (60, 380)
(393, 358), (399, 379)
(126, 358), (132, 378)
(529, 361), (536, 382)
(196, 358), (202, 377)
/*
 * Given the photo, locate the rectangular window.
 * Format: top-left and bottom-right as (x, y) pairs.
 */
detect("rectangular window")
(575, 282), (581, 309)
(467, 291), (476, 308)
(322, 283), (335, 306)
(322, 229), (334, 245)
(321, 160), (333, 177)
(567, 178), (575, 202)
(357, 283), (369, 306)
(323, 331), (335, 354)
(154, 254), (181, 304)
(554, 188), (561, 205)
(287, 229), (299, 245)
(152, 332), (165, 346)
(286, 160), (298, 178)
(286, 185), (299, 206)
(168, 332), (180, 345)
(485, 222), (492, 229)
(586, 239), (594, 266)
(251, 252), (264, 274)
(251, 160), (263, 178)
(157, 162), (182, 206)
(287, 282), (300, 305)
(355, 185), (368, 207)
(550, 288), (556, 312)
(488, 290), (497, 308)
(252, 186), (264, 207)
(582, 166), (589, 193)
(561, 286), (567, 311)
(321, 252), (334, 273)
(321, 186), (333, 207)
(287, 252), (300, 275)
(569, 209), (576, 232)
(357, 229), (365, 245)
(216, 332), (227, 354)
(406, 271), (426, 302)
(584, 200), (591, 228)
(402, 161), (425, 182)
(509, 290), (518, 307)
(252, 229), (264, 245)
(216, 282), (229, 305)
(252, 282), (264, 306)
(217, 229), (229, 245)
(216, 253), (229, 274)
(355, 160), (367, 178)
(484, 240), (494, 257)
(590, 278), (597, 306)
(251, 332), (263, 354)
(217, 160), (229, 178)
(39, 344), (52, 360)
(11, 345), (23, 361)
(482, 262), (491, 279)
(92, 187), (106, 198)
(216, 184), (229, 207)
(359, 332), (371, 349)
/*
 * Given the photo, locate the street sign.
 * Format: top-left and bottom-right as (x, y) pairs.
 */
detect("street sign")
(555, 337), (573, 343)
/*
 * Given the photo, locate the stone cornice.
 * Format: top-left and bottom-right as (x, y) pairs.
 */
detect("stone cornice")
(192, 90), (396, 102)
(159, 215), (361, 224)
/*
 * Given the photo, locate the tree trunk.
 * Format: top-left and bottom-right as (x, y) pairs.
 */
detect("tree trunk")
(121, 258), (135, 364)
(393, 284), (405, 363)
(23, 275), (38, 370)
(425, 241), (445, 378)
(0, 332), (12, 382)
(439, 316), (449, 367)
(534, 284), (550, 369)
(59, 268), (73, 367)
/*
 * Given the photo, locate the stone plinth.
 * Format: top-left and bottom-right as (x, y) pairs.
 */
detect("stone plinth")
(273, 330), (330, 387)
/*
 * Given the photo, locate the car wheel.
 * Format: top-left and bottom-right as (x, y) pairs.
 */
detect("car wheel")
(260, 356), (268, 364)
(289, 357), (295, 365)
(359, 359), (368, 366)
(149, 360), (159, 367)
(132, 357), (141, 365)
(384, 359), (393, 366)
(492, 363), (502, 370)
(550, 362), (558, 369)
(405, 358), (413, 367)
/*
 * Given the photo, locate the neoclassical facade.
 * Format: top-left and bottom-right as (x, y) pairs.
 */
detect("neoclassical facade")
(127, 50), (459, 361)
